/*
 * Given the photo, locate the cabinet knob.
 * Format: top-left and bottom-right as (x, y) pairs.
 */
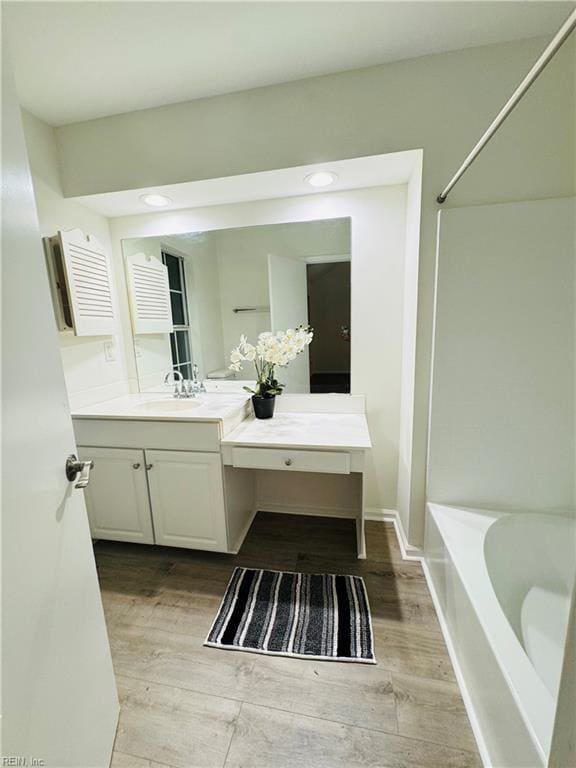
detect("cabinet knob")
(132, 463), (141, 470)
(146, 463), (153, 470)
(284, 458), (293, 466)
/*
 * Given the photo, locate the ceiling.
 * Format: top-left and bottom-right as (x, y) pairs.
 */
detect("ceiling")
(5, 1), (573, 127)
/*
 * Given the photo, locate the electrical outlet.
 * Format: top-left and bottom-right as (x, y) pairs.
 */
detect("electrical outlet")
(103, 340), (115, 362)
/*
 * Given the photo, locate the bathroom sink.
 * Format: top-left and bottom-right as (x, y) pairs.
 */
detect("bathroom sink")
(132, 398), (203, 413)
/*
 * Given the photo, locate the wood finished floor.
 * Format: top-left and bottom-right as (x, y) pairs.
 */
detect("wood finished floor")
(95, 513), (481, 768)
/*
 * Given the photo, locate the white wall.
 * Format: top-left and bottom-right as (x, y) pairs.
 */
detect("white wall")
(55, 38), (574, 204)
(52, 35), (575, 544)
(21, 111), (130, 408)
(214, 229), (272, 361)
(397, 162), (423, 545)
(109, 186), (408, 512)
(428, 198), (575, 513)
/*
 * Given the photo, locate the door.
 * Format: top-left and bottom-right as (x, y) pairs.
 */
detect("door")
(80, 447), (154, 544)
(1, 49), (118, 766)
(146, 450), (228, 551)
(267, 253), (310, 393)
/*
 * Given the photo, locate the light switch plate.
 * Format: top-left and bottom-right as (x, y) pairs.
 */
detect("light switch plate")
(103, 340), (115, 362)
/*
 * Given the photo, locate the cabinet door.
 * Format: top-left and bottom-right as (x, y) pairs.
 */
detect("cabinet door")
(79, 446), (154, 544)
(146, 450), (228, 552)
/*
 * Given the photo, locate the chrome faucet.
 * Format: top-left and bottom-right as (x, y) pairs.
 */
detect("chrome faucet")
(164, 369), (184, 398)
(188, 363), (206, 396)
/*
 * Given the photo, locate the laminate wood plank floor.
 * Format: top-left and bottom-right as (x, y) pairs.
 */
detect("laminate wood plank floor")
(97, 513), (481, 768)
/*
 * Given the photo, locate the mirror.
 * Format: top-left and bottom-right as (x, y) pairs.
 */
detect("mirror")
(122, 218), (351, 394)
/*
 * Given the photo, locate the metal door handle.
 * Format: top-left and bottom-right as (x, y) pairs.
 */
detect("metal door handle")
(66, 454), (94, 489)
(284, 458), (293, 466)
(133, 463), (141, 470)
(146, 463), (153, 470)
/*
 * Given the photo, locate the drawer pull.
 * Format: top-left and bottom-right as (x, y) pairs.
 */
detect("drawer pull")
(146, 463), (153, 470)
(284, 458), (293, 466)
(132, 462), (141, 470)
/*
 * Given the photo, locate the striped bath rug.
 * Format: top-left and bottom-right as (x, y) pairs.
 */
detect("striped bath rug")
(204, 567), (375, 663)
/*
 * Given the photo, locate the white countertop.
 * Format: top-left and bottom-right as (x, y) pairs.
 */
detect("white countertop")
(71, 393), (250, 423)
(221, 412), (372, 451)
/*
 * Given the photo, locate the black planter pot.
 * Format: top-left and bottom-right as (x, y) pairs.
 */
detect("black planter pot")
(252, 395), (276, 419)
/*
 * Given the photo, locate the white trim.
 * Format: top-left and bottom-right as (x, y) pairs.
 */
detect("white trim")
(365, 507), (423, 561)
(304, 253), (351, 264)
(364, 506), (397, 521)
(421, 560), (491, 767)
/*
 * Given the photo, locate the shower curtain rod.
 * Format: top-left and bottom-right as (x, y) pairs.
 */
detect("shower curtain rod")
(436, 8), (576, 204)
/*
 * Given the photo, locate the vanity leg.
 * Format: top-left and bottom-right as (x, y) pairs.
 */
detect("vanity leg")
(356, 471), (367, 559)
(356, 515), (366, 559)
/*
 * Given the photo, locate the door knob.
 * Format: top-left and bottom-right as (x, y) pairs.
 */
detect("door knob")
(66, 454), (94, 489)
(284, 458), (293, 466)
(133, 462), (141, 470)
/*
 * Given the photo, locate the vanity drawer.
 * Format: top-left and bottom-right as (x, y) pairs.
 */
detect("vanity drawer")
(231, 446), (350, 474)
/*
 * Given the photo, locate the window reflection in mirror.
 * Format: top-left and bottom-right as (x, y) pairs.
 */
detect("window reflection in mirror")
(122, 218), (351, 394)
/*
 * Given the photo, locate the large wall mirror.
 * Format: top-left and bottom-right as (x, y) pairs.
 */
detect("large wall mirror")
(122, 217), (351, 394)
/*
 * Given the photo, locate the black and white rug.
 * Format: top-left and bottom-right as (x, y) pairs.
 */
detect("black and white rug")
(205, 567), (375, 663)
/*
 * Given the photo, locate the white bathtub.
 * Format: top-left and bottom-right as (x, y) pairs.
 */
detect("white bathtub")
(424, 503), (575, 768)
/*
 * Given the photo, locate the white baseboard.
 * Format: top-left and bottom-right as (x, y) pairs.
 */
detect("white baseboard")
(364, 506), (397, 522)
(366, 507), (423, 561)
(255, 504), (424, 562)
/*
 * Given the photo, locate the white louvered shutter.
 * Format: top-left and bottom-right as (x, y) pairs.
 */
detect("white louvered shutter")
(58, 229), (116, 336)
(125, 252), (173, 334)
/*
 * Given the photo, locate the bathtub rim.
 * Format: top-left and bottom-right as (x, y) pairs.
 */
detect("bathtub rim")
(425, 502), (563, 764)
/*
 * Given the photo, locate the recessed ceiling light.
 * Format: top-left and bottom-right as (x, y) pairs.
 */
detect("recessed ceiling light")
(305, 171), (338, 188)
(140, 193), (173, 208)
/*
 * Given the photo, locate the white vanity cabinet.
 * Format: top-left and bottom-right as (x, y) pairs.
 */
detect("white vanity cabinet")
(145, 450), (227, 551)
(79, 447), (154, 544)
(72, 394), (372, 558)
(78, 446), (228, 551)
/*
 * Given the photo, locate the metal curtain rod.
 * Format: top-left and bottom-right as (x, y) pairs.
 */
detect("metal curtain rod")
(437, 9), (576, 204)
